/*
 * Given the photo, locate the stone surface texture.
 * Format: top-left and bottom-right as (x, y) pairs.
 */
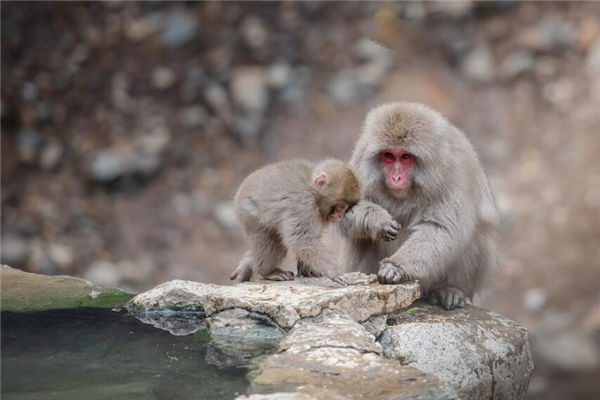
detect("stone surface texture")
(130, 274), (420, 329)
(380, 303), (534, 400)
(0, 265), (134, 312)
(246, 347), (454, 400)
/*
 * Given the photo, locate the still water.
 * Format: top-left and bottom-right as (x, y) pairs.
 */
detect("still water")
(1, 308), (249, 400)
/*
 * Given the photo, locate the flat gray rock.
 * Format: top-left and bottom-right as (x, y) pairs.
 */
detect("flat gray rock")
(380, 303), (533, 400)
(279, 309), (382, 354)
(130, 274), (420, 329)
(247, 347), (455, 400)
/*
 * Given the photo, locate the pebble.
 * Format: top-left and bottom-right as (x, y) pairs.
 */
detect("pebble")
(241, 15), (268, 49)
(152, 66), (177, 90)
(498, 51), (535, 81)
(533, 330), (600, 371)
(0, 234), (29, 266)
(523, 287), (547, 312)
(231, 66), (269, 113)
(17, 129), (43, 163)
(354, 38), (392, 64)
(214, 202), (242, 238)
(460, 43), (495, 83)
(518, 15), (576, 52)
(586, 39), (600, 77)
(84, 260), (122, 288)
(180, 105), (208, 127)
(161, 11), (198, 48)
(22, 82), (38, 101)
(40, 141), (63, 170)
(328, 69), (369, 105)
(48, 244), (74, 269)
(90, 149), (127, 182)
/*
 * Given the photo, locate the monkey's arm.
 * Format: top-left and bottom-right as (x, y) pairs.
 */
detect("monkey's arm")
(338, 200), (399, 242)
(378, 211), (474, 284)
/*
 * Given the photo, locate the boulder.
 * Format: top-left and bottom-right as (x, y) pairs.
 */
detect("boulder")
(380, 303), (533, 400)
(129, 274), (420, 329)
(0, 265), (134, 312)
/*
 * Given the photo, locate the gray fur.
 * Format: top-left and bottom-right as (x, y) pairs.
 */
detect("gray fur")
(338, 102), (498, 309)
(230, 159), (361, 283)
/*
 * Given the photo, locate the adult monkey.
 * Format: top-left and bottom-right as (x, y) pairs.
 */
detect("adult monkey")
(338, 102), (499, 310)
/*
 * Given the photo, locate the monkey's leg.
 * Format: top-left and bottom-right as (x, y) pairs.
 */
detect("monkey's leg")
(297, 260), (321, 277)
(250, 231), (293, 281)
(230, 251), (254, 282)
(426, 287), (466, 310)
(338, 201), (400, 242)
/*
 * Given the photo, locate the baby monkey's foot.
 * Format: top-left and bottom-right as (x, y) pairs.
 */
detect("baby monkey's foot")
(264, 269), (295, 281)
(296, 260), (324, 278)
(427, 287), (466, 310)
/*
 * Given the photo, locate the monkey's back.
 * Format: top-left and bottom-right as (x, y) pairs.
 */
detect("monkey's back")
(234, 160), (316, 232)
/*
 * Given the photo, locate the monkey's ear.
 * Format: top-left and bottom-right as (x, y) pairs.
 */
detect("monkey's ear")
(313, 172), (328, 190)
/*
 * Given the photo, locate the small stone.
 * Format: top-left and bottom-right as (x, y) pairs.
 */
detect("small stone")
(40, 141), (63, 170)
(328, 69), (368, 105)
(586, 39), (600, 77)
(534, 56), (559, 80)
(84, 261), (121, 288)
(267, 63), (293, 89)
(89, 149), (127, 182)
(234, 113), (264, 144)
(0, 234), (29, 266)
(577, 17), (600, 51)
(22, 82), (38, 101)
(47, 244), (74, 269)
(152, 67), (176, 90)
(241, 15), (268, 49)
(214, 202), (242, 237)
(542, 78), (576, 108)
(161, 11), (198, 48)
(460, 43), (495, 83)
(230, 67), (269, 113)
(205, 83), (230, 115)
(523, 287), (547, 312)
(125, 17), (156, 41)
(498, 51), (535, 81)
(518, 15), (576, 52)
(353, 38), (392, 64)
(179, 105), (208, 127)
(35, 101), (53, 123)
(16, 129), (43, 163)
(430, 0), (473, 18)
(533, 331), (600, 371)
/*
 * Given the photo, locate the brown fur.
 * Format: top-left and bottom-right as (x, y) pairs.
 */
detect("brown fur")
(338, 102), (498, 309)
(230, 159), (361, 282)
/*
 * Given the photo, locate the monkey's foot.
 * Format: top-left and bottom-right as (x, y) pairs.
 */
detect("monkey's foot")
(377, 261), (410, 284)
(230, 264), (253, 282)
(427, 287), (466, 310)
(296, 261), (324, 278)
(264, 269), (295, 281)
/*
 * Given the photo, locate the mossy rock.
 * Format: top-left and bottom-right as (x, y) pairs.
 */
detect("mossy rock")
(0, 265), (135, 312)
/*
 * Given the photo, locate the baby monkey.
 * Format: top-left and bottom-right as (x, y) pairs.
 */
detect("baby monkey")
(230, 159), (361, 283)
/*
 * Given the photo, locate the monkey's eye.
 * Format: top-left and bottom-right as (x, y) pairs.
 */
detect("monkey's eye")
(401, 153), (413, 160)
(383, 152), (395, 161)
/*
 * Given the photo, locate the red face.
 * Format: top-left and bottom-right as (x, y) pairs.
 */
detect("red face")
(380, 149), (416, 192)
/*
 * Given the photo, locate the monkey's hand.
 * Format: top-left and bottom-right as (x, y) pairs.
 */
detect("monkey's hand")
(376, 218), (400, 242)
(377, 259), (411, 284)
(362, 206), (399, 242)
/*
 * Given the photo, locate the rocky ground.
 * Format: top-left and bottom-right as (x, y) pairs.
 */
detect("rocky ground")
(2, 2), (600, 399)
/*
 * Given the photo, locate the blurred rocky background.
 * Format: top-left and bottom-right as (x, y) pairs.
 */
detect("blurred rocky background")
(1, 2), (599, 398)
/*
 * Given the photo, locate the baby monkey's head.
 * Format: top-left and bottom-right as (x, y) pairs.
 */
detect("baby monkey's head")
(312, 159), (362, 223)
